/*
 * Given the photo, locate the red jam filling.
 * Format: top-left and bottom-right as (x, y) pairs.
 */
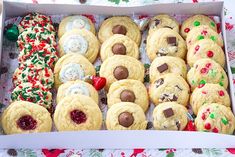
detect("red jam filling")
(70, 110), (87, 124)
(17, 115), (37, 130)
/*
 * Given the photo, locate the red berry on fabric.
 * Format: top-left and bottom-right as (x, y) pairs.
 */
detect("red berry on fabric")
(204, 123), (211, 130)
(92, 76), (106, 90)
(218, 90), (225, 96)
(184, 28), (190, 33)
(207, 51), (214, 58)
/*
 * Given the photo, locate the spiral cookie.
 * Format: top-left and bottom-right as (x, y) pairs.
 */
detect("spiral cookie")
(149, 73), (190, 106)
(152, 102), (188, 131)
(58, 29), (100, 63)
(106, 102), (147, 130)
(149, 56), (187, 83)
(187, 58), (228, 90)
(98, 16), (141, 45)
(186, 25), (223, 48)
(56, 80), (99, 104)
(54, 54), (96, 89)
(187, 39), (225, 67)
(58, 15), (96, 38)
(190, 83), (230, 115)
(146, 28), (187, 61)
(54, 95), (102, 131)
(1, 101), (52, 134)
(99, 55), (145, 89)
(181, 14), (217, 39)
(195, 103), (235, 134)
(100, 34), (139, 61)
(107, 79), (149, 112)
(148, 14), (179, 34)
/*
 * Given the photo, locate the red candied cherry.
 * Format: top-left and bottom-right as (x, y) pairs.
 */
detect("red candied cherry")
(17, 115), (37, 130)
(184, 28), (190, 33)
(204, 123), (211, 130)
(200, 68), (208, 74)
(70, 110), (87, 124)
(92, 76), (106, 90)
(207, 51), (214, 58)
(184, 120), (197, 131)
(205, 63), (212, 68)
(218, 90), (225, 96)
(212, 127), (219, 133)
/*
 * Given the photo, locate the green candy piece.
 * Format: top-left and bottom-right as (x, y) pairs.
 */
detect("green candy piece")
(211, 22), (215, 27)
(6, 24), (19, 42)
(210, 36), (216, 41)
(219, 81), (224, 86)
(199, 79), (206, 85)
(194, 21), (200, 26)
(221, 117), (228, 125)
(210, 113), (215, 119)
(197, 35), (204, 40)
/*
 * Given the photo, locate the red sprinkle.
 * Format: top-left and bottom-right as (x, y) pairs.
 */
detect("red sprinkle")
(201, 113), (206, 120)
(218, 90), (225, 96)
(202, 91), (207, 94)
(204, 123), (211, 130)
(200, 68), (208, 74)
(184, 28), (190, 33)
(205, 63), (212, 68)
(207, 51), (214, 58)
(198, 83), (205, 88)
(195, 45), (200, 51)
(201, 30), (208, 35)
(212, 127), (219, 133)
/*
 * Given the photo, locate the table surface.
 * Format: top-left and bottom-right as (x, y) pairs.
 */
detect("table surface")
(2, 0), (235, 157)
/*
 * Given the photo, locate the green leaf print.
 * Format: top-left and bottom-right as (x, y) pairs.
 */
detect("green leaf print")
(166, 152), (174, 157)
(203, 148), (222, 157)
(108, 0), (129, 4)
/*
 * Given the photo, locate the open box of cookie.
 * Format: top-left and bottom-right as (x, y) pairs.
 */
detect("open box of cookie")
(0, 1), (235, 149)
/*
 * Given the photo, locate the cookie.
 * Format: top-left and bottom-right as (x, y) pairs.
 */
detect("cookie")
(187, 58), (228, 90)
(58, 29), (100, 63)
(187, 39), (225, 67)
(195, 103), (235, 134)
(152, 102), (188, 131)
(54, 94), (102, 131)
(1, 101), (52, 134)
(186, 25), (223, 48)
(106, 102), (147, 130)
(146, 28), (187, 61)
(181, 14), (217, 39)
(100, 34), (139, 61)
(58, 15), (96, 38)
(107, 79), (149, 112)
(190, 83), (230, 115)
(148, 14), (179, 34)
(54, 54), (96, 89)
(149, 56), (187, 83)
(98, 16), (141, 45)
(11, 82), (52, 110)
(56, 80), (99, 104)
(149, 73), (190, 106)
(99, 55), (145, 89)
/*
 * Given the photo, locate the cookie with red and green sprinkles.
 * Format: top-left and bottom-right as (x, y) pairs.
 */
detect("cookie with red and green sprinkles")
(11, 82), (52, 110)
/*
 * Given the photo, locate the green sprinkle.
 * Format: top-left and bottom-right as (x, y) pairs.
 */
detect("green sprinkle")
(210, 113), (215, 119)
(197, 35), (204, 40)
(192, 80), (195, 85)
(219, 81), (224, 86)
(25, 17), (30, 20)
(221, 117), (228, 125)
(211, 22), (215, 27)
(210, 36), (216, 41)
(199, 79), (206, 85)
(144, 74), (149, 83)
(22, 73), (26, 78)
(221, 75), (224, 79)
(144, 63), (150, 69)
(194, 21), (200, 26)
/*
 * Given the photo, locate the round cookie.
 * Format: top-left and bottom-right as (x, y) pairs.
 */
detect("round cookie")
(181, 14), (217, 39)
(146, 28), (187, 61)
(1, 101), (52, 134)
(58, 15), (96, 38)
(98, 16), (141, 45)
(187, 39), (225, 67)
(100, 34), (139, 61)
(99, 55), (145, 89)
(106, 102), (147, 130)
(107, 79), (149, 112)
(58, 29), (100, 63)
(56, 80), (99, 104)
(195, 103), (235, 134)
(149, 73), (190, 106)
(187, 58), (228, 90)
(152, 102), (188, 131)
(148, 14), (179, 34)
(190, 83), (230, 115)
(54, 53), (96, 89)
(186, 25), (223, 48)
(11, 82), (52, 110)
(149, 56), (187, 83)
(54, 94), (102, 131)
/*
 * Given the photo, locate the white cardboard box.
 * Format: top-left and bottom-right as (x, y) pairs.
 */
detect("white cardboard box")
(0, 1), (235, 149)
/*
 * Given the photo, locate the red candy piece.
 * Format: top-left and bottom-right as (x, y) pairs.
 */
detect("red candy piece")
(204, 123), (211, 130)
(207, 51), (214, 58)
(184, 120), (197, 131)
(201, 30), (208, 35)
(198, 83), (205, 88)
(184, 28), (190, 33)
(205, 63), (212, 68)
(201, 113), (206, 120)
(212, 127), (219, 133)
(200, 68), (208, 74)
(92, 76), (106, 90)
(202, 91), (207, 94)
(218, 90), (225, 96)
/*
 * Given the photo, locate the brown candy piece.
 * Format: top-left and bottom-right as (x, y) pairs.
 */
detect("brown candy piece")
(112, 25), (127, 35)
(157, 63), (168, 73)
(167, 37), (177, 46)
(163, 108), (174, 118)
(113, 66), (129, 80)
(118, 112), (134, 127)
(155, 78), (164, 88)
(171, 95), (178, 101)
(120, 90), (136, 102)
(112, 43), (126, 55)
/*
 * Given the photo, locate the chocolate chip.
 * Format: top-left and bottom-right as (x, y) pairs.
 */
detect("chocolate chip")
(164, 26), (173, 29)
(143, 40), (147, 44)
(192, 148), (203, 154)
(167, 37), (177, 46)
(120, 90), (135, 102)
(175, 85), (182, 91)
(79, 0), (87, 4)
(118, 112), (134, 127)
(100, 97), (107, 105)
(146, 121), (153, 129)
(0, 67), (8, 74)
(155, 19), (160, 26)
(176, 121), (181, 130)
(113, 66), (129, 80)
(9, 53), (18, 59)
(157, 63), (168, 73)
(163, 108), (174, 118)
(112, 25), (127, 35)
(155, 78), (164, 88)
(7, 149), (17, 156)
(112, 43), (126, 55)
(171, 95), (178, 101)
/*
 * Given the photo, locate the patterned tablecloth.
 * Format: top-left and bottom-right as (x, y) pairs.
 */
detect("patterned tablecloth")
(1, 0), (235, 156)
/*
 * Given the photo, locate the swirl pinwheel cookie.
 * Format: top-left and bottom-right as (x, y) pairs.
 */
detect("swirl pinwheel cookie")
(100, 34), (139, 61)
(99, 55), (145, 89)
(1, 101), (52, 134)
(149, 56), (187, 83)
(54, 95), (102, 131)
(153, 102), (188, 131)
(146, 28), (187, 61)
(187, 58), (228, 90)
(54, 54), (96, 89)
(58, 15), (96, 38)
(58, 29), (100, 63)
(195, 103), (235, 134)
(107, 79), (149, 112)
(106, 102), (147, 130)
(98, 16), (141, 45)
